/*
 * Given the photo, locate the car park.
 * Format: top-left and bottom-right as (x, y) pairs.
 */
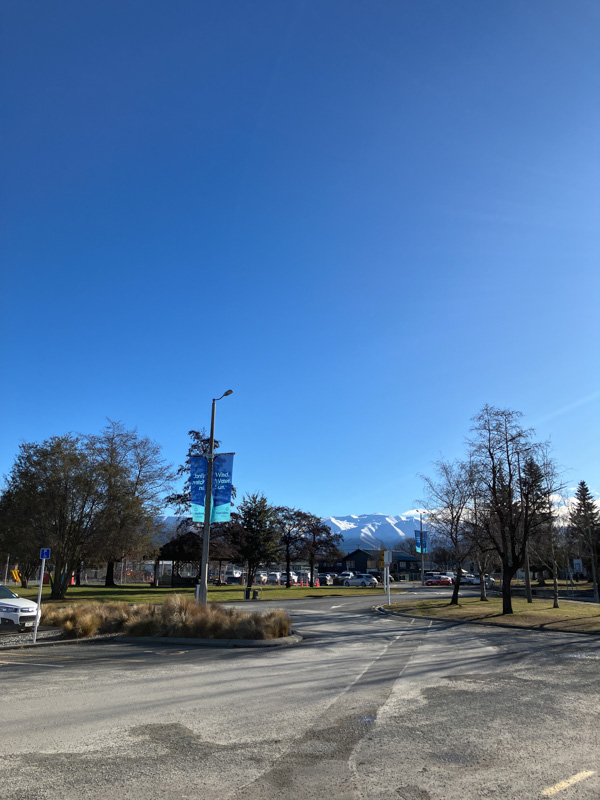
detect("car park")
(0, 585), (41, 632)
(280, 572), (298, 585)
(317, 573), (333, 585)
(343, 573), (378, 587)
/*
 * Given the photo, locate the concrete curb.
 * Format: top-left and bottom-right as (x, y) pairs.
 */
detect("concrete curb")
(0, 632), (302, 650)
(374, 605), (600, 636)
(118, 632), (302, 648)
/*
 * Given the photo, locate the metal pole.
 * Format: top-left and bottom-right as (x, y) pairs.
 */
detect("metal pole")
(198, 398), (217, 606)
(420, 513), (425, 586)
(386, 566), (391, 606)
(32, 558), (46, 644)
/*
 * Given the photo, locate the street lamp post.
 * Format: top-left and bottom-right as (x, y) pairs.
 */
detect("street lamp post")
(197, 389), (233, 606)
(419, 512), (425, 586)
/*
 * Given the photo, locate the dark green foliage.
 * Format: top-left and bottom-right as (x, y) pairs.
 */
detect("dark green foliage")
(225, 493), (281, 587)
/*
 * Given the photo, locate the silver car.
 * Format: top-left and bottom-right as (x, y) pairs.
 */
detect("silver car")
(343, 573), (378, 587)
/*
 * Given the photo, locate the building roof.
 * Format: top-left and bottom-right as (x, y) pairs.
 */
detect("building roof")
(345, 548), (421, 563)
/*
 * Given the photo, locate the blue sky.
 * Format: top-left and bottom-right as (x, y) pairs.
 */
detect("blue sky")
(2, 1), (599, 517)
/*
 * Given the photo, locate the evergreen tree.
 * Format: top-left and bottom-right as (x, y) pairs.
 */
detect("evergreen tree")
(225, 494), (281, 588)
(569, 480), (600, 603)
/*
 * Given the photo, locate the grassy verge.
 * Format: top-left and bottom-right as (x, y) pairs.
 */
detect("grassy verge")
(41, 596), (291, 639)
(511, 579), (595, 594)
(10, 584), (392, 605)
(386, 595), (600, 634)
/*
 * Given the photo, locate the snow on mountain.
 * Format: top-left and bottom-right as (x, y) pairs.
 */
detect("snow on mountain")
(157, 512), (421, 554)
(323, 513), (420, 553)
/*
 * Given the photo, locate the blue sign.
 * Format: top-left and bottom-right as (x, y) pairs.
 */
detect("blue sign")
(211, 453), (234, 522)
(414, 530), (428, 554)
(190, 457), (208, 522)
(40, 548), (51, 559)
(190, 454), (235, 523)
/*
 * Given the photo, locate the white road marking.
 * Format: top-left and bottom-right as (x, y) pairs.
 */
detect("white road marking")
(330, 604), (347, 609)
(541, 770), (596, 796)
(0, 660), (63, 668)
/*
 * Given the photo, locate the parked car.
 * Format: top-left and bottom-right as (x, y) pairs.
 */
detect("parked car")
(472, 574), (495, 588)
(318, 573), (333, 586)
(280, 572), (298, 585)
(254, 572), (268, 585)
(338, 571), (355, 581)
(425, 576), (452, 586)
(344, 573), (378, 587)
(0, 585), (41, 632)
(266, 572), (282, 584)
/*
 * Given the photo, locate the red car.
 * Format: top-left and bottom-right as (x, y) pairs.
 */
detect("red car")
(425, 576), (453, 586)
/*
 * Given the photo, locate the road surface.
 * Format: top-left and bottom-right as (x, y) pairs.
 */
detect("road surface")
(1, 589), (598, 799)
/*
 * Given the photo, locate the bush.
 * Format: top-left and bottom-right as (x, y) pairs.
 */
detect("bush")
(41, 597), (292, 640)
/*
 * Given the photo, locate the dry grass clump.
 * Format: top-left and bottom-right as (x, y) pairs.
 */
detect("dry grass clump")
(41, 602), (131, 639)
(42, 596), (291, 640)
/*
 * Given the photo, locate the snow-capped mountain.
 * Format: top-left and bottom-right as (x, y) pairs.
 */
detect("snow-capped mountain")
(323, 513), (421, 553)
(157, 512), (422, 554)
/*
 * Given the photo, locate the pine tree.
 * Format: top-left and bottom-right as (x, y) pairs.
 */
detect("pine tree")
(569, 481), (600, 603)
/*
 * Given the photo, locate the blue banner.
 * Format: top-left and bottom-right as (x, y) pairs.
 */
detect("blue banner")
(190, 456), (208, 522)
(211, 453), (234, 522)
(190, 454), (234, 523)
(415, 530), (428, 554)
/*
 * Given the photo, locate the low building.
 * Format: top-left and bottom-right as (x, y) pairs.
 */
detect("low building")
(342, 549), (422, 580)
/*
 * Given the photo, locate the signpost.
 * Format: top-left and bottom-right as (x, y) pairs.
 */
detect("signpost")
(33, 548), (50, 644)
(383, 550), (392, 606)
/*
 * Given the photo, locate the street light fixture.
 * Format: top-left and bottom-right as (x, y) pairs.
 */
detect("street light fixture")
(197, 389), (233, 606)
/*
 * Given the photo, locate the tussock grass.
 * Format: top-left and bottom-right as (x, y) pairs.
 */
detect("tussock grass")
(41, 597), (291, 640)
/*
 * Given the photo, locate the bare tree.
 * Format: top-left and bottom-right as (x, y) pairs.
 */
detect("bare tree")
(468, 405), (557, 615)
(421, 459), (472, 605)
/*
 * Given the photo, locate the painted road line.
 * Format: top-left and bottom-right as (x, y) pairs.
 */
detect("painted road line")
(0, 660), (63, 668)
(330, 604), (348, 609)
(541, 770), (596, 796)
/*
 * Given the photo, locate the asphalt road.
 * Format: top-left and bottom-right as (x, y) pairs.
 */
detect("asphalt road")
(1, 588), (599, 799)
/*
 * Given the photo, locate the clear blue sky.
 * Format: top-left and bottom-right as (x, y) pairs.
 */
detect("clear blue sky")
(2, 1), (599, 517)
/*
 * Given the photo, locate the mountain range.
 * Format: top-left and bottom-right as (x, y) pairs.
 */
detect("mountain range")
(157, 512), (421, 553)
(323, 513), (421, 552)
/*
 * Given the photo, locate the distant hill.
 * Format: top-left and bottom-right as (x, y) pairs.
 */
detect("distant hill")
(156, 512), (421, 554)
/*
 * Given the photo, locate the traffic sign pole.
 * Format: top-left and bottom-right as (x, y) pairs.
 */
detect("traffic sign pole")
(33, 548), (50, 644)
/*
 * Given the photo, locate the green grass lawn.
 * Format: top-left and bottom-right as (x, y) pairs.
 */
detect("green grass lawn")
(511, 578), (595, 594)
(386, 595), (600, 634)
(8, 583), (393, 605)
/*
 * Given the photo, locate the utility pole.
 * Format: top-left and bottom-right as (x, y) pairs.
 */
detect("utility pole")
(198, 390), (233, 606)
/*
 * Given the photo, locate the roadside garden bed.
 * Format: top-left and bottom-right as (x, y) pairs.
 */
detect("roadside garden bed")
(41, 595), (291, 640)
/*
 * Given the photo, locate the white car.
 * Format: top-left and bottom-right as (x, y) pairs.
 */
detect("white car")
(472, 575), (495, 588)
(0, 585), (40, 632)
(343, 573), (378, 587)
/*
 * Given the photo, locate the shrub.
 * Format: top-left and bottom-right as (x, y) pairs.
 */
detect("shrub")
(41, 597), (291, 640)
